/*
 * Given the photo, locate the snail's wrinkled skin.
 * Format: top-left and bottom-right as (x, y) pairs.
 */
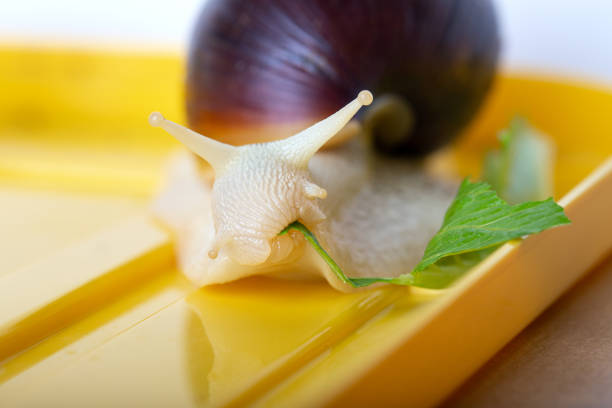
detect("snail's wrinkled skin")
(151, 92), (455, 291)
(210, 143), (326, 265)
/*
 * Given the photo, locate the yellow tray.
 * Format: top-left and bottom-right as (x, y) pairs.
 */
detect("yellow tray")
(1, 48), (611, 407)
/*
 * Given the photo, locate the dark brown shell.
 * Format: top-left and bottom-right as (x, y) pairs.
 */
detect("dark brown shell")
(186, 0), (500, 155)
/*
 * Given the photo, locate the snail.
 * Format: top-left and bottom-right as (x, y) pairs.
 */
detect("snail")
(152, 0), (500, 292)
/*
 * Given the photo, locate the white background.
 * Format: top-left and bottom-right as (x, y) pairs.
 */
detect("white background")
(1, 0), (611, 85)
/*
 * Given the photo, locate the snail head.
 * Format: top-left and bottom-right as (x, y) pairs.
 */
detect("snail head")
(149, 90), (373, 266)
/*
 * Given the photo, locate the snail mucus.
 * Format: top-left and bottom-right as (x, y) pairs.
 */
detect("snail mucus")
(152, 0), (500, 292)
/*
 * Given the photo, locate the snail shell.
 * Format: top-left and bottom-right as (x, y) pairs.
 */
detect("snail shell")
(186, 0), (499, 155)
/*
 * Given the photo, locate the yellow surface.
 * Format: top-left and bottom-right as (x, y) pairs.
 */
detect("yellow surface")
(0, 48), (612, 407)
(0, 47), (184, 196)
(0, 188), (145, 274)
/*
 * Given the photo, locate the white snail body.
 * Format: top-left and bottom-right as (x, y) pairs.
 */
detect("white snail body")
(151, 91), (455, 292)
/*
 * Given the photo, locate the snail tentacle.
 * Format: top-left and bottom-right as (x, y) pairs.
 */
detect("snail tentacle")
(275, 90), (373, 167)
(148, 111), (236, 175)
(303, 181), (327, 200)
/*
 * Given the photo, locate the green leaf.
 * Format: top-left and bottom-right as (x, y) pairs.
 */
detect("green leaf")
(413, 179), (570, 272)
(282, 120), (566, 289)
(348, 247), (498, 289)
(398, 246), (499, 289)
(280, 221), (354, 286)
(281, 179), (570, 289)
(483, 117), (554, 204)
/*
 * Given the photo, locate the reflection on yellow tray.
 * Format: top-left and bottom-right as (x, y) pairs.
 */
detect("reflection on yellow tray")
(0, 48), (612, 407)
